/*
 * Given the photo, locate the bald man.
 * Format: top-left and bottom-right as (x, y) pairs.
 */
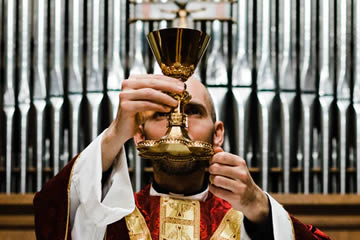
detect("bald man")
(34, 74), (330, 240)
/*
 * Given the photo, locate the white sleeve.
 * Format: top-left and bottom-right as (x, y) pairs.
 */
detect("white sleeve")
(69, 131), (135, 239)
(267, 193), (295, 240)
(240, 193), (295, 240)
(240, 222), (251, 240)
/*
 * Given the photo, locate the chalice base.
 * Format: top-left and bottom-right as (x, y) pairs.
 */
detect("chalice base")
(137, 127), (214, 162)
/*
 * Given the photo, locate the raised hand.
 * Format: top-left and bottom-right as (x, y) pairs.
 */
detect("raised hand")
(101, 74), (184, 171)
(209, 147), (270, 224)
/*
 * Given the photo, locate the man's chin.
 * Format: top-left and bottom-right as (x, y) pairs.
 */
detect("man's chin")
(152, 158), (208, 176)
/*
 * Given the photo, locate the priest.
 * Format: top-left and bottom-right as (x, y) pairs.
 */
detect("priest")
(34, 74), (330, 240)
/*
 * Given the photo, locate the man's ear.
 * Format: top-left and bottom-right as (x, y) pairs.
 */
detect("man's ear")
(212, 121), (224, 148)
(133, 125), (145, 146)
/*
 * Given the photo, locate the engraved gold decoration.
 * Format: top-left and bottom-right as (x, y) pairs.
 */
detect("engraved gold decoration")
(137, 28), (213, 162)
(123, 198), (243, 240)
(160, 62), (195, 81)
(210, 208), (243, 240)
(125, 207), (152, 240)
(160, 197), (200, 240)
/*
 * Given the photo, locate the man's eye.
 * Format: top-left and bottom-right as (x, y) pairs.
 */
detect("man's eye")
(185, 108), (202, 116)
(153, 112), (168, 119)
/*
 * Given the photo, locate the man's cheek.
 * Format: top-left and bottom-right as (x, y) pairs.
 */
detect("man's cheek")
(187, 124), (213, 142)
(144, 120), (168, 140)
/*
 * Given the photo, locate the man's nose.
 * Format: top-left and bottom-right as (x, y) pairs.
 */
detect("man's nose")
(186, 127), (194, 140)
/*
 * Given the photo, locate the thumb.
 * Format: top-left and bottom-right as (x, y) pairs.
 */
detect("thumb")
(214, 147), (224, 154)
(210, 147), (224, 165)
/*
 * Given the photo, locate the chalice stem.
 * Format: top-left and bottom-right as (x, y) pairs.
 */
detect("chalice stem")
(176, 99), (181, 113)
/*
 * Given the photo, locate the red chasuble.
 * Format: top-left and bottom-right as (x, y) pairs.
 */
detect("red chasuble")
(34, 156), (331, 240)
(106, 184), (236, 240)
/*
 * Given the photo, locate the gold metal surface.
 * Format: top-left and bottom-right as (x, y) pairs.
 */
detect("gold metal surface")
(137, 28), (213, 162)
(147, 28), (210, 81)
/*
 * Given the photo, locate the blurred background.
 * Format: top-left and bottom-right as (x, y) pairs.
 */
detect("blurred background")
(0, 0), (360, 239)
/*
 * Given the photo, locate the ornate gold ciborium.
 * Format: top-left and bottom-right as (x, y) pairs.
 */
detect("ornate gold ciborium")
(137, 28), (213, 162)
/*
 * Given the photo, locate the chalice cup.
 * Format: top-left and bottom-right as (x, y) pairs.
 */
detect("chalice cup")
(137, 28), (213, 162)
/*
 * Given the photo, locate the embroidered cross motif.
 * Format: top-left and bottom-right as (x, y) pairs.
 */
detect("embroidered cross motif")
(167, 225), (192, 240)
(160, 197), (200, 240)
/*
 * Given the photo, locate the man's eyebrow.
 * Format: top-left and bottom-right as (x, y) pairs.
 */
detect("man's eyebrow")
(185, 102), (208, 113)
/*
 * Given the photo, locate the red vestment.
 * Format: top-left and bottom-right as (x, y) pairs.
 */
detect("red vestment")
(34, 157), (331, 240)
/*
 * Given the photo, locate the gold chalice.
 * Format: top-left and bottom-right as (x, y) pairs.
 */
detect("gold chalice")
(137, 28), (213, 162)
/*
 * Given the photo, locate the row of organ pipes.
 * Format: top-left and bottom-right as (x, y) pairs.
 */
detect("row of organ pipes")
(0, 0), (360, 195)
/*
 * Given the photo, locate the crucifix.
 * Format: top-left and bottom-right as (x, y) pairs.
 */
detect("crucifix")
(161, 1), (206, 28)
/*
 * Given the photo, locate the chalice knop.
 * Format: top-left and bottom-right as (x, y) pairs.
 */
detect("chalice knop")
(137, 28), (213, 162)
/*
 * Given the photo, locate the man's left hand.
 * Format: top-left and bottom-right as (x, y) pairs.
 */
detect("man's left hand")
(209, 147), (270, 224)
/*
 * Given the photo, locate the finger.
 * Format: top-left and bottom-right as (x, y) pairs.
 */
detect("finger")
(120, 101), (172, 115)
(124, 75), (184, 93)
(209, 183), (233, 202)
(120, 88), (178, 107)
(209, 163), (248, 182)
(209, 147), (223, 165)
(210, 152), (246, 167)
(214, 147), (223, 154)
(131, 74), (181, 83)
(209, 175), (242, 193)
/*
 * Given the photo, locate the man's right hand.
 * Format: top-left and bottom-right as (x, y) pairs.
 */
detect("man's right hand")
(101, 74), (184, 171)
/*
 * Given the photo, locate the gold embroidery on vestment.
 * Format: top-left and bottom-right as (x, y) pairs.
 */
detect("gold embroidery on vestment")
(125, 207), (152, 240)
(123, 198), (243, 240)
(210, 208), (243, 240)
(159, 197), (200, 240)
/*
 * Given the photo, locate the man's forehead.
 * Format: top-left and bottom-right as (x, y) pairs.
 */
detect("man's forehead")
(185, 77), (215, 119)
(186, 77), (209, 103)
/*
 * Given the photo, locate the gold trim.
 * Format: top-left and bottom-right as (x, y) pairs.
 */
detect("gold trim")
(160, 62), (195, 80)
(210, 208), (243, 240)
(159, 197), (200, 240)
(125, 207), (152, 240)
(65, 154), (82, 240)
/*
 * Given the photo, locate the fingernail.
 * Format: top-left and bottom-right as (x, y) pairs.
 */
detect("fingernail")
(177, 84), (184, 91)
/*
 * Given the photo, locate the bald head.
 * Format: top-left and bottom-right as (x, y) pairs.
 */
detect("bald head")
(186, 77), (216, 122)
